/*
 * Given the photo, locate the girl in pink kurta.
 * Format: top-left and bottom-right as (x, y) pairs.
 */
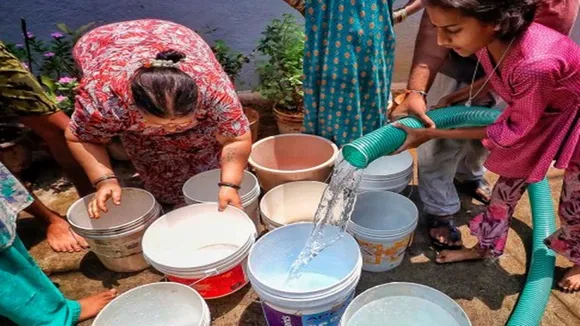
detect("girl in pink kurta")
(396, 0), (580, 290)
(66, 20), (250, 214)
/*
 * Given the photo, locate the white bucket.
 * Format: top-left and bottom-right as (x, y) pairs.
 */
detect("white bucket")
(340, 282), (471, 326)
(248, 223), (362, 326)
(142, 203), (257, 299)
(92, 282), (210, 326)
(183, 169), (261, 231)
(66, 188), (161, 272)
(260, 181), (327, 230)
(347, 191), (418, 272)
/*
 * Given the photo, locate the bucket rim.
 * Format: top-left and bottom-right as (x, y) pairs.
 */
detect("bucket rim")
(340, 282), (472, 326)
(71, 205), (161, 238)
(66, 188), (158, 232)
(248, 223), (362, 296)
(93, 282), (208, 326)
(183, 169), (260, 204)
(147, 235), (254, 275)
(346, 220), (418, 239)
(143, 203), (256, 270)
(248, 134), (339, 174)
(259, 181), (328, 229)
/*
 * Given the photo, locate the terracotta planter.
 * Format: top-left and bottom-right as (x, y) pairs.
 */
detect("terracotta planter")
(248, 134), (338, 191)
(243, 107), (260, 143)
(273, 106), (304, 134)
(107, 137), (130, 161)
(0, 123), (32, 175)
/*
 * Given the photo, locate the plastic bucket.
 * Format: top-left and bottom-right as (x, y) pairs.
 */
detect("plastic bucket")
(142, 203), (257, 299)
(183, 169), (261, 230)
(260, 181), (327, 230)
(92, 282), (210, 326)
(248, 223), (362, 326)
(249, 134), (339, 192)
(66, 188), (161, 272)
(340, 282), (471, 326)
(347, 191), (418, 272)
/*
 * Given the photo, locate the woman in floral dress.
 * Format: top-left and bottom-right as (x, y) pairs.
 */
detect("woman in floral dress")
(0, 162), (117, 325)
(65, 19), (251, 217)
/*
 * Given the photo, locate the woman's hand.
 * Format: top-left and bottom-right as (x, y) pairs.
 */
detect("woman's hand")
(89, 179), (122, 218)
(218, 186), (242, 211)
(392, 122), (433, 154)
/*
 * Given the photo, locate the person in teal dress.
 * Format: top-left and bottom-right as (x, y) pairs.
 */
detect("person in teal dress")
(0, 162), (117, 325)
(300, 0), (421, 146)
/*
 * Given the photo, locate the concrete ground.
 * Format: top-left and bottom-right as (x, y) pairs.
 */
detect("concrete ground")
(11, 94), (580, 325)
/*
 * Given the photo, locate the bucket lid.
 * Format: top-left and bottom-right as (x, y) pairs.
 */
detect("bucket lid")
(183, 169), (259, 204)
(361, 151), (413, 180)
(142, 203), (256, 270)
(350, 191), (418, 235)
(66, 188), (158, 233)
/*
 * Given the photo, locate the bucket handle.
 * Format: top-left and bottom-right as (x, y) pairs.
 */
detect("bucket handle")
(163, 268), (220, 287)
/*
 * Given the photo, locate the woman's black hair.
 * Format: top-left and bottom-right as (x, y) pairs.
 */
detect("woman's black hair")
(422, 0), (538, 41)
(131, 50), (198, 118)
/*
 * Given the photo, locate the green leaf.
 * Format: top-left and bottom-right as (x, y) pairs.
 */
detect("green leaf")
(56, 23), (72, 34)
(40, 75), (57, 95)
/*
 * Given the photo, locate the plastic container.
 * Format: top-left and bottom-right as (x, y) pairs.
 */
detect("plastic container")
(340, 282), (471, 326)
(248, 223), (362, 326)
(183, 169), (261, 230)
(142, 203), (257, 299)
(249, 134), (339, 191)
(93, 282), (210, 326)
(260, 181), (327, 230)
(66, 188), (161, 272)
(347, 191), (418, 272)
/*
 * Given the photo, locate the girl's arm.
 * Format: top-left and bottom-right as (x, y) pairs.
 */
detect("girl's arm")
(392, 123), (486, 154)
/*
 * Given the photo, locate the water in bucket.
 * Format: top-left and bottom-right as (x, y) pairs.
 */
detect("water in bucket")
(287, 160), (362, 282)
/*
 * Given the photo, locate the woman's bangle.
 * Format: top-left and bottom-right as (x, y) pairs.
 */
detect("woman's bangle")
(92, 175), (117, 188)
(218, 182), (241, 190)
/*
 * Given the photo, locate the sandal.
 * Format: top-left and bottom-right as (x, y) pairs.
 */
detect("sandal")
(454, 178), (491, 205)
(427, 215), (463, 251)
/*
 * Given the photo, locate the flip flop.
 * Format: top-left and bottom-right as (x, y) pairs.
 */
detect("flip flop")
(454, 178), (491, 205)
(427, 216), (462, 251)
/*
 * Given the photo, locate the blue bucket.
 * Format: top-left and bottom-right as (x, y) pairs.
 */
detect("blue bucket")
(248, 223), (362, 326)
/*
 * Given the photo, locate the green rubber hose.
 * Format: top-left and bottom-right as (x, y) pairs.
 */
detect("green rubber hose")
(341, 106), (556, 326)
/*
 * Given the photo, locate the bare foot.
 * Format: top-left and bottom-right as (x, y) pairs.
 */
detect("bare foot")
(436, 247), (487, 264)
(558, 265), (580, 291)
(47, 218), (89, 253)
(428, 215), (462, 248)
(78, 289), (118, 321)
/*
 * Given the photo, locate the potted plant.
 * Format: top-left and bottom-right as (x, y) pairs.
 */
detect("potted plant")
(255, 14), (305, 134)
(210, 39), (260, 142)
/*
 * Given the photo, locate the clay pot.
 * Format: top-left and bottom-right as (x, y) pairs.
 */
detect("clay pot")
(107, 137), (130, 161)
(273, 106), (304, 134)
(243, 107), (260, 143)
(0, 123), (32, 175)
(248, 134), (338, 191)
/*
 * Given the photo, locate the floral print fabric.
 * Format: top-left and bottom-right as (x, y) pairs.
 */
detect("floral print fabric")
(0, 162), (33, 251)
(471, 161), (580, 261)
(69, 19), (249, 205)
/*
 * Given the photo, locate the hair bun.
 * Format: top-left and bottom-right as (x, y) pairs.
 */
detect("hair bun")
(156, 50), (186, 63)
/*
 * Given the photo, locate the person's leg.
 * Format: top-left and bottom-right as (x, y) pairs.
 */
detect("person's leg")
(18, 112), (93, 197)
(544, 161), (580, 291)
(24, 193), (89, 252)
(437, 176), (528, 263)
(454, 139), (492, 204)
(0, 236), (115, 325)
(418, 70), (468, 248)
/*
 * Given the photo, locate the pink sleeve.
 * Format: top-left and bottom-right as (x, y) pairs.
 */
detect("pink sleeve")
(482, 59), (558, 150)
(203, 71), (250, 138)
(69, 84), (125, 144)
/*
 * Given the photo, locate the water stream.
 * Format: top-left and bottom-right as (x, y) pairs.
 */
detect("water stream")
(286, 159), (362, 282)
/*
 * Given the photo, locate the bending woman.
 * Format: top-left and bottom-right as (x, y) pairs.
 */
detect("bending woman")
(65, 20), (251, 217)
